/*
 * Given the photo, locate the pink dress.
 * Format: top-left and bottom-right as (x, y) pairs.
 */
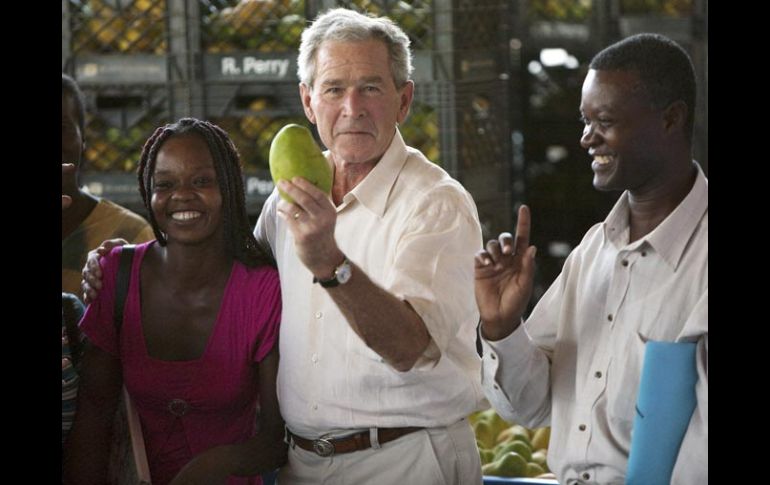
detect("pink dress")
(80, 242), (281, 485)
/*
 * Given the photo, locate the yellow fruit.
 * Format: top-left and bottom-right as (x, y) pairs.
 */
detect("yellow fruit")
(531, 426), (551, 451)
(531, 449), (549, 471)
(269, 124), (332, 202)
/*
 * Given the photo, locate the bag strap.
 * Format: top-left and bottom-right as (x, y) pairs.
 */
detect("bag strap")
(114, 245), (136, 333)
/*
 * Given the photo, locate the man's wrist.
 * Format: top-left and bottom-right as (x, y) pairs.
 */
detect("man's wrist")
(480, 318), (522, 342)
(312, 252), (346, 281)
(312, 253), (352, 288)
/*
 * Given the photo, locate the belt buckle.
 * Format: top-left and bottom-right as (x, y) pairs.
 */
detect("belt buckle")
(312, 438), (335, 457)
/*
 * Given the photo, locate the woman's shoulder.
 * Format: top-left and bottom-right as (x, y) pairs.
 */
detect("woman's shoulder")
(232, 262), (279, 289)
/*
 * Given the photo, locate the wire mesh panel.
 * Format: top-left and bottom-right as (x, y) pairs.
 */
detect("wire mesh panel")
(335, 0), (433, 50)
(68, 0), (168, 55)
(412, 78), (512, 236)
(400, 101), (440, 166)
(81, 86), (171, 173)
(200, 0), (307, 53)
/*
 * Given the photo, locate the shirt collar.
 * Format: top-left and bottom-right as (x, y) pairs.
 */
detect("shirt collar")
(343, 128), (409, 217)
(603, 162), (708, 270)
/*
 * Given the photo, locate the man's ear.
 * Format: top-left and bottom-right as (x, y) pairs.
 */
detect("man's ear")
(299, 82), (316, 124)
(397, 80), (414, 124)
(662, 100), (687, 136)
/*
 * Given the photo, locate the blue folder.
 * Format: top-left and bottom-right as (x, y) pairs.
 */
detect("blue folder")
(626, 341), (698, 485)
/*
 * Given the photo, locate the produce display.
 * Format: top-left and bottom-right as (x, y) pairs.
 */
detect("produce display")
(470, 408), (555, 480)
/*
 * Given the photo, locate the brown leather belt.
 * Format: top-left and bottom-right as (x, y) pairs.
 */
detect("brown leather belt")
(288, 427), (423, 457)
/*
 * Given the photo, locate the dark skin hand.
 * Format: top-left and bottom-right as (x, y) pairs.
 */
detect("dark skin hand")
(474, 205), (538, 341)
(81, 239), (128, 303)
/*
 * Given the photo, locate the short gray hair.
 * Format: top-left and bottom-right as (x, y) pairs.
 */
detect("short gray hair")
(297, 8), (413, 89)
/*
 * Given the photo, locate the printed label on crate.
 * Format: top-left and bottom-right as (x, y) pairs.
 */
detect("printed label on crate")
(204, 54), (296, 82)
(75, 55), (168, 85)
(246, 176), (275, 196)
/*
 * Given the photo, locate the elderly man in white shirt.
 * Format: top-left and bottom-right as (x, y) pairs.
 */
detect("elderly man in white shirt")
(258, 8), (485, 485)
(474, 34), (707, 485)
(79, 8), (486, 484)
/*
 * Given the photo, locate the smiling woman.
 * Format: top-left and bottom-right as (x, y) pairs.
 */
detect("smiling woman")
(149, 134), (224, 247)
(64, 118), (287, 485)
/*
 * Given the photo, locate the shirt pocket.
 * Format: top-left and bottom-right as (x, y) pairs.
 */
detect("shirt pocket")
(606, 331), (647, 443)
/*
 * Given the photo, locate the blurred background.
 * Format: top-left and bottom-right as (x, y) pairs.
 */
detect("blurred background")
(61, 0), (708, 302)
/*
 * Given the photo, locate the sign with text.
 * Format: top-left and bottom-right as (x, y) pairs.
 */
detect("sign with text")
(203, 53), (296, 82)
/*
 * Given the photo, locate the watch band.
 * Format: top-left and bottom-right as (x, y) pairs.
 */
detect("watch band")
(313, 257), (350, 288)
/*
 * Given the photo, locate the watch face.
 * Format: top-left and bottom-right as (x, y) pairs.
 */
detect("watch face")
(336, 261), (352, 284)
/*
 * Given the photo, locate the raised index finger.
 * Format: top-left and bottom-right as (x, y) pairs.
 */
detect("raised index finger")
(512, 205), (531, 256)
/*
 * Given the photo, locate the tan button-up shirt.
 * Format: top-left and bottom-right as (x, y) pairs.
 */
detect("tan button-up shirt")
(256, 129), (486, 438)
(481, 164), (708, 484)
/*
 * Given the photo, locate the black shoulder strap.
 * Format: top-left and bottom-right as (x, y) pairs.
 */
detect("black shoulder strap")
(114, 245), (136, 333)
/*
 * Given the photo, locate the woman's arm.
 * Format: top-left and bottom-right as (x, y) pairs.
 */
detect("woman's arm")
(63, 342), (123, 485)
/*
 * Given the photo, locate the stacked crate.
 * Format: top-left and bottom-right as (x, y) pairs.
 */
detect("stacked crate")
(62, 0), (513, 236)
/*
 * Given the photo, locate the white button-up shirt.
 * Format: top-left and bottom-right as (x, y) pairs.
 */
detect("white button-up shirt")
(256, 129), (486, 438)
(481, 164), (708, 485)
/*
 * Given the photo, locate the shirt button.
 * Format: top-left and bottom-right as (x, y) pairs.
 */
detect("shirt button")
(622, 260), (629, 267)
(315, 311), (323, 319)
(493, 384), (499, 390)
(641, 251), (647, 257)
(582, 472), (591, 480)
(311, 354), (318, 363)
(607, 314), (613, 322)
(594, 371), (602, 378)
(490, 354), (496, 360)
(578, 424), (586, 431)
(312, 404), (318, 410)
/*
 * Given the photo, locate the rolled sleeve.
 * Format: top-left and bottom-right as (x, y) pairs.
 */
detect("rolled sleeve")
(385, 186), (481, 368)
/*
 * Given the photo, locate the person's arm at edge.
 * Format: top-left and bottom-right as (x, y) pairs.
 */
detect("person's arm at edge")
(63, 343), (122, 485)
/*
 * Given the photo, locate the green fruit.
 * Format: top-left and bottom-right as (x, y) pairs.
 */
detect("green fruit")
(473, 420), (497, 450)
(494, 439), (532, 462)
(497, 424), (532, 446)
(493, 451), (528, 477)
(526, 462), (546, 478)
(269, 124), (332, 202)
(479, 448), (495, 465)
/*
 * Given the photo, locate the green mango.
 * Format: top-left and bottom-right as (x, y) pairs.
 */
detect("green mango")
(269, 124), (333, 202)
